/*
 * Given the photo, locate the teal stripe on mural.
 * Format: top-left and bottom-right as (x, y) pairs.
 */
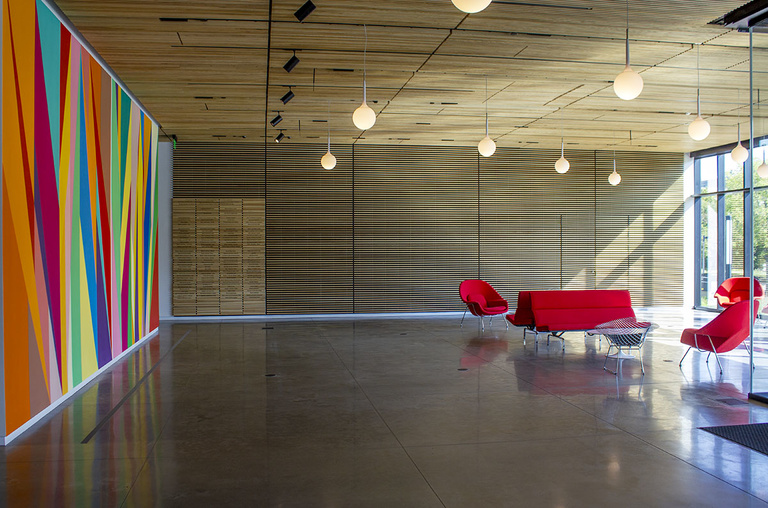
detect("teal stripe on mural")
(71, 58), (84, 387)
(36, 0), (60, 180)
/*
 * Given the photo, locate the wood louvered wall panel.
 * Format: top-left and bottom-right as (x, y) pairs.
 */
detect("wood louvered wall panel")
(596, 151), (685, 306)
(265, 144), (354, 314)
(172, 198), (265, 316)
(353, 146), (478, 313)
(172, 142), (683, 315)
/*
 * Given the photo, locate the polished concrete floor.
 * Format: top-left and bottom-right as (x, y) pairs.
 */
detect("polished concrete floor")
(3, 308), (768, 507)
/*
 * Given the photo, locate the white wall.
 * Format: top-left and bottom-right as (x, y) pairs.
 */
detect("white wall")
(158, 141), (172, 319)
(683, 153), (695, 309)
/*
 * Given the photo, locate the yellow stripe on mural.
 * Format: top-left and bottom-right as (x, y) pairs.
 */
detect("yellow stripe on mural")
(79, 234), (98, 376)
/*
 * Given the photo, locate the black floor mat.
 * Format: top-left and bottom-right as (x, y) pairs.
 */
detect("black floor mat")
(700, 423), (768, 456)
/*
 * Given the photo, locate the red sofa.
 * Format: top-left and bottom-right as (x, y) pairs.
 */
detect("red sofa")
(506, 289), (635, 346)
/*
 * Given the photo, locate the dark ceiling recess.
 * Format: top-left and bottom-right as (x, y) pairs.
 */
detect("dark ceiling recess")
(711, 0), (768, 30)
(294, 1), (316, 22)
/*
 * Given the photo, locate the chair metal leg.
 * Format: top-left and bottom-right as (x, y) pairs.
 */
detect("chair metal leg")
(680, 347), (691, 367)
(460, 308), (467, 327)
(523, 328), (527, 345)
(489, 316), (493, 328)
(481, 317), (485, 331)
(708, 336), (723, 374)
(639, 348), (645, 375)
(604, 344), (618, 375)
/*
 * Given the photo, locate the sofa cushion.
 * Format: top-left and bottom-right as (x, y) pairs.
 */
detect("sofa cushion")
(529, 290), (635, 332)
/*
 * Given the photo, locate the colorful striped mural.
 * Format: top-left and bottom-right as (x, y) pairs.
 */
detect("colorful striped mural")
(2, 0), (159, 436)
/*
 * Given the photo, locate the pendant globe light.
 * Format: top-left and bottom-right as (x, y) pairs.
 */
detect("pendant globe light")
(451, 0), (492, 14)
(613, 0), (643, 101)
(731, 92), (748, 164)
(688, 44), (711, 141)
(731, 124), (748, 164)
(758, 146), (768, 178)
(608, 143), (621, 186)
(478, 77), (496, 157)
(554, 107), (569, 173)
(321, 102), (337, 170)
(353, 25), (376, 131)
(608, 158), (621, 186)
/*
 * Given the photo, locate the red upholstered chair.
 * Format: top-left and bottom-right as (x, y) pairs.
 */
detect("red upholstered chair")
(714, 277), (764, 308)
(459, 280), (509, 330)
(679, 299), (760, 373)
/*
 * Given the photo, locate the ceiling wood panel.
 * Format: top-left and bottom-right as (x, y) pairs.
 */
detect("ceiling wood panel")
(54, 0), (768, 152)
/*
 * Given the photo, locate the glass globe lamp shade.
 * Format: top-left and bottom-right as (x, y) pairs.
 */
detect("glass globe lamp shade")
(451, 0), (492, 13)
(731, 142), (748, 164)
(321, 151), (337, 170)
(554, 156), (570, 174)
(608, 171), (621, 186)
(613, 66), (643, 100)
(353, 102), (376, 130)
(688, 116), (711, 141)
(478, 136), (496, 157)
(758, 162), (768, 179)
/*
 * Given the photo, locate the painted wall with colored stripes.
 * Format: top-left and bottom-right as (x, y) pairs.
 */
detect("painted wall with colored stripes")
(1, 0), (159, 436)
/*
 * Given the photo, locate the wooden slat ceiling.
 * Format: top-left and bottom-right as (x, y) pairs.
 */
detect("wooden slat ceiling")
(55, 0), (768, 152)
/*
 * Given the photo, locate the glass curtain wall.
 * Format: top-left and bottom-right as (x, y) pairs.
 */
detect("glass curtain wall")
(749, 27), (768, 401)
(694, 150), (764, 310)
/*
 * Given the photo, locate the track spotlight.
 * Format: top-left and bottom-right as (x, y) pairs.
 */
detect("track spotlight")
(270, 113), (283, 127)
(294, 0), (316, 22)
(280, 89), (295, 104)
(284, 52), (300, 72)
(275, 132), (285, 143)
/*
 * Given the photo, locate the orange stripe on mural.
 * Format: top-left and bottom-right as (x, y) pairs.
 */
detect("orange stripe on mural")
(3, 184), (31, 431)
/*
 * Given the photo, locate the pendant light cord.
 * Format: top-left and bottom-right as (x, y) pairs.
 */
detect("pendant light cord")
(485, 76), (489, 136)
(625, 0), (630, 67)
(363, 25), (368, 103)
(561, 107), (565, 156)
(327, 100), (331, 151)
(737, 88), (741, 140)
(696, 43), (701, 116)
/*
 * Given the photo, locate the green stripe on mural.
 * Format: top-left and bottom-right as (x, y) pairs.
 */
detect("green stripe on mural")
(71, 76), (82, 386)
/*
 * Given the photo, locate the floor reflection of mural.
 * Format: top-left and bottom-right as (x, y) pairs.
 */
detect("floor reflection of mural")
(3, 336), (167, 505)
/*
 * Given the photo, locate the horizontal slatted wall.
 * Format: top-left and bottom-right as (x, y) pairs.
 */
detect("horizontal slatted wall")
(479, 148), (597, 299)
(266, 144), (354, 314)
(172, 142), (683, 315)
(596, 150), (684, 306)
(353, 145), (478, 313)
(172, 142), (266, 198)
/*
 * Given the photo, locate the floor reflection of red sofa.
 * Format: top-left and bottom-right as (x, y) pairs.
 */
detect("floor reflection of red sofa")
(460, 338), (509, 368)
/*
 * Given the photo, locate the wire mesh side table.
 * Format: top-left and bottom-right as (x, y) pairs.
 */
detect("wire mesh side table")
(588, 317), (653, 375)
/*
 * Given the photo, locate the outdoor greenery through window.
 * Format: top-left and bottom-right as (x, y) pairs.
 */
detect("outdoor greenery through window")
(695, 142), (768, 310)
